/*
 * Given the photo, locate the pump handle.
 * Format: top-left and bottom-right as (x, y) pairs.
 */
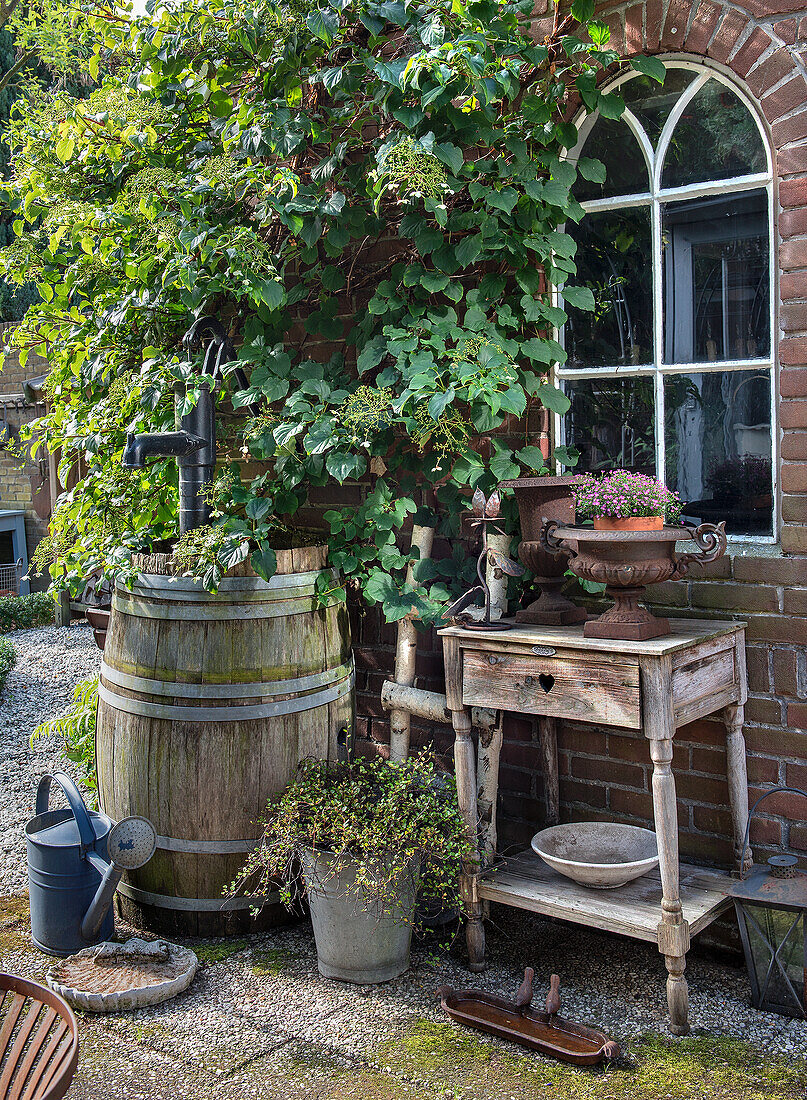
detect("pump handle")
(35, 772), (96, 854)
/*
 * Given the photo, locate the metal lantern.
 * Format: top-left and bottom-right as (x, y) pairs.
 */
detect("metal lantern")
(731, 786), (807, 1019)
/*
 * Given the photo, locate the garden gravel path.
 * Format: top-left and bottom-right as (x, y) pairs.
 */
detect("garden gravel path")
(0, 623), (101, 893)
(1, 624), (806, 1099)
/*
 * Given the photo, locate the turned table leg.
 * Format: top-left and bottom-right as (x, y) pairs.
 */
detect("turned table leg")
(650, 734), (691, 1035)
(452, 706), (485, 971)
(641, 655), (690, 1035)
(725, 702), (753, 875)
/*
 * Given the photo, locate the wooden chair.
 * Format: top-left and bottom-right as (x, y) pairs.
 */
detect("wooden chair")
(0, 974), (78, 1100)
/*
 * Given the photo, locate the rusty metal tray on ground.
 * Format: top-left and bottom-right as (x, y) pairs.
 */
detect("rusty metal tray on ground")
(438, 970), (619, 1066)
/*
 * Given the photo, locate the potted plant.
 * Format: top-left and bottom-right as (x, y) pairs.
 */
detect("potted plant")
(230, 752), (469, 985)
(571, 470), (683, 531)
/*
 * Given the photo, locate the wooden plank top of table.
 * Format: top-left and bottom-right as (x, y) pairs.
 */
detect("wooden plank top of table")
(479, 850), (734, 942)
(439, 618), (744, 656)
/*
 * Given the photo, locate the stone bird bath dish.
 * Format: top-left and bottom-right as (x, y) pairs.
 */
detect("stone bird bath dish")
(531, 822), (659, 889)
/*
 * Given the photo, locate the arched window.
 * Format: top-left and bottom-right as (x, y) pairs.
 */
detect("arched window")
(562, 63), (775, 539)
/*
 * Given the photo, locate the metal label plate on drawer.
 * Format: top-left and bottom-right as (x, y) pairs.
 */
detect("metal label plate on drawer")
(461, 649), (642, 729)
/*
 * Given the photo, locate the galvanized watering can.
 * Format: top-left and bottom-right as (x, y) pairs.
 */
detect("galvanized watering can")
(26, 772), (157, 956)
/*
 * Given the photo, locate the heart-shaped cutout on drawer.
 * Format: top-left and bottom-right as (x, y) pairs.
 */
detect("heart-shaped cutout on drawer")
(538, 673), (555, 693)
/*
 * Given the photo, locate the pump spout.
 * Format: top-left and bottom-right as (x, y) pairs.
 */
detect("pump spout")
(122, 429), (205, 469)
(122, 384), (216, 533)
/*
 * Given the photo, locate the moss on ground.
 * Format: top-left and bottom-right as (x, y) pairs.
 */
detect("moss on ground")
(192, 938), (249, 966)
(250, 947), (292, 976)
(383, 1017), (807, 1100)
(0, 895), (30, 954)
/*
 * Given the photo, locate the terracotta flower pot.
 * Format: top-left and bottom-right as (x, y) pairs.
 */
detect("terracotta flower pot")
(592, 516), (664, 531)
(499, 477), (586, 626)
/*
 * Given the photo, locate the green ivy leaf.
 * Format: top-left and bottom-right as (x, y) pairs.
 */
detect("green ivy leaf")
(251, 546), (278, 582)
(537, 383), (571, 414)
(598, 92), (625, 120)
(486, 188), (518, 214)
(562, 285), (596, 311)
(455, 234), (482, 268)
(577, 156), (606, 183)
(630, 55), (666, 83)
(306, 7), (339, 45)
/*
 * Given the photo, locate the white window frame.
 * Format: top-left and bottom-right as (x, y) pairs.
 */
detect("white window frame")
(556, 59), (777, 544)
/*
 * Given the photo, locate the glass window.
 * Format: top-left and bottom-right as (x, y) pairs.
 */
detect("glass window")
(622, 68), (694, 147)
(566, 208), (653, 368)
(662, 190), (770, 364)
(661, 80), (766, 189)
(573, 118), (649, 203)
(664, 370), (772, 535)
(561, 65), (774, 540)
(565, 378), (656, 475)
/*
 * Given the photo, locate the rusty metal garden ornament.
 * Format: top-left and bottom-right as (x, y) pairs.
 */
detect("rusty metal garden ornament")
(540, 519), (727, 641)
(444, 490), (523, 631)
(438, 968), (619, 1065)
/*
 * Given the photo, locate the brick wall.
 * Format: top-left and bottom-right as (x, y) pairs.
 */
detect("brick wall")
(352, 0), (807, 883)
(0, 323), (52, 585)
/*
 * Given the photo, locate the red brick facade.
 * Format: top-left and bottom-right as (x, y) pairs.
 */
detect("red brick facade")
(353, 1), (807, 874)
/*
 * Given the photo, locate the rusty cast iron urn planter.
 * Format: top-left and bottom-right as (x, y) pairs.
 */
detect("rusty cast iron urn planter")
(540, 520), (727, 641)
(499, 477), (587, 626)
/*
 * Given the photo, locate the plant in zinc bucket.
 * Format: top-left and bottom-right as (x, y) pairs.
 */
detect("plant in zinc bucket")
(572, 470), (682, 530)
(229, 751), (470, 984)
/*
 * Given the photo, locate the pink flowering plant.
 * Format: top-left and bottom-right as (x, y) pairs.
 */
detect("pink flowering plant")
(572, 470), (683, 523)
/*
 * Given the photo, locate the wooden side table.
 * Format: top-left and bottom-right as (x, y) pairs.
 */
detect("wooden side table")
(439, 618), (749, 1035)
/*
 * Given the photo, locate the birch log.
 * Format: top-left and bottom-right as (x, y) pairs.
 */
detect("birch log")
(389, 524), (435, 762)
(484, 531), (511, 620)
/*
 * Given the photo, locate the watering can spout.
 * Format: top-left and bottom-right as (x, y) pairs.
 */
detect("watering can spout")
(81, 816), (157, 943)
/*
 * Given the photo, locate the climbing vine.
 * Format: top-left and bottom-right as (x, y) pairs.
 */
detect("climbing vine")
(0, 0), (663, 621)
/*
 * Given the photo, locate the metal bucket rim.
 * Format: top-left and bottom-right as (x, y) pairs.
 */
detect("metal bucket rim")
(26, 807), (113, 843)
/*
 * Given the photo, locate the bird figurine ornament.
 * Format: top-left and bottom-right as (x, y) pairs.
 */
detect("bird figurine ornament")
(443, 489), (524, 631)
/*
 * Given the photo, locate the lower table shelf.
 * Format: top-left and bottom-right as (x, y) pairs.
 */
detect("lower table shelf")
(479, 851), (735, 944)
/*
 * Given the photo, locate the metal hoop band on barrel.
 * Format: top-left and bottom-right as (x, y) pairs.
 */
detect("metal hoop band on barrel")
(113, 568), (343, 618)
(154, 834), (259, 854)
(100, 659), (353, 700)
(116, 882), (278, 911)
(97, 664), (354, 722)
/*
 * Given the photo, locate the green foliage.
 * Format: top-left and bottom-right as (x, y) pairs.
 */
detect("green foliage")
(32, 676), (98, 800)
(0, 590), (54, 632)
(231, 752), (469, 927)
(0, 0), (660, 622)
(0, 636), (15, 693)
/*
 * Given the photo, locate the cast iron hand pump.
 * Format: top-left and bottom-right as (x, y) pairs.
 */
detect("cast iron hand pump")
(122, 317), (252, 534)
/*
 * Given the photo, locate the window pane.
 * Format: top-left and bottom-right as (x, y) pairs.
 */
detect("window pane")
(662, 190), (769, 364)
(621, 68), (695, 148)
(574, 118), (649, 202)
(564, 378), (656, 475)
(566, 207), (653, 368)
(665, 369), (772, 536)
(662, 79), (766, 189)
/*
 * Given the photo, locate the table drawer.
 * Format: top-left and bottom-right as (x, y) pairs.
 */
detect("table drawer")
(461, 648), (642, 729)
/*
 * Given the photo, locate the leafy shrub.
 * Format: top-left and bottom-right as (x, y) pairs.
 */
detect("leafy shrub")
(0, 0), (662, 622)
(232, 752), (469, 927)
(0, 637), (15, 694)
(32, 677), (98, 801)
(0, 591), (55, 633)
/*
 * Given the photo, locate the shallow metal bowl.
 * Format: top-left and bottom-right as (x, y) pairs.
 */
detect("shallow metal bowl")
(531, 822), (659, 889)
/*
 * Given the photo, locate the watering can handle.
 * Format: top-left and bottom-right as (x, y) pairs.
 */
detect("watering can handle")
(35, 772), (96, 853)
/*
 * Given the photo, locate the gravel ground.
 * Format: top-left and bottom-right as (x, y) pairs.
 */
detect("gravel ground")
(0, 623), (101, 894)
(1, 624), (806, 1099)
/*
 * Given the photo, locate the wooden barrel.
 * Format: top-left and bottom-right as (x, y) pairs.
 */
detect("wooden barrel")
(96, 545), (353, 936)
